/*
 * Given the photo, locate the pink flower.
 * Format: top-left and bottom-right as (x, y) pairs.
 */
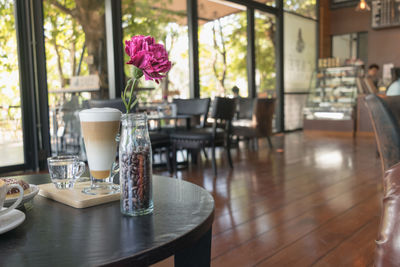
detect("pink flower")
(125, 35), (171, 83)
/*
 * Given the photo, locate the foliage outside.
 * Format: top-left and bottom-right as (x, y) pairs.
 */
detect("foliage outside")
(285, 0), (316, 19)
(0, 0), (23, 143)
(122, 0), (189, 102)
(0, 0), (314, 151)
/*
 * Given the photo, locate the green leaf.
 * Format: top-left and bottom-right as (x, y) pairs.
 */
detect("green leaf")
(130, 65), (144, 79)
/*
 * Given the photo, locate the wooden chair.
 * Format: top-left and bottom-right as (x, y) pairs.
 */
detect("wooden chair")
(170, 97), (236, 176)
(365, 94), (400, 173)
(232, 98), (275, 149)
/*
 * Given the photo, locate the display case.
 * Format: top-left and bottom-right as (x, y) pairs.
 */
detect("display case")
(303, 66), (362, 133)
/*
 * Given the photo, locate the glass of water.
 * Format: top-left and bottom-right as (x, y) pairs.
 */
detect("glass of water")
(47, 156), (86, 189)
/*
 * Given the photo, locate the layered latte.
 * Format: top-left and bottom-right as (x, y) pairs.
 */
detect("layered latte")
(79, 108), (121, 180)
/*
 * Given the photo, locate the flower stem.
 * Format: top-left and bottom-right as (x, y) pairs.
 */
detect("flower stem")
(122, 79), (131, 111)
(126, 78), (139, 114)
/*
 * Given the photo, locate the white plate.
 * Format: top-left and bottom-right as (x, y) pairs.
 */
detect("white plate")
(4, 184), (39, 207)
(0, 208), (25, 234)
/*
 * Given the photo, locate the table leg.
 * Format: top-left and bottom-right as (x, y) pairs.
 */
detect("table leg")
(174, 228), (212, 267)
(186, 117), (191, 130)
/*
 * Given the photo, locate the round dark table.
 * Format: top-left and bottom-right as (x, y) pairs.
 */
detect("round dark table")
(0, 175), (214, 267)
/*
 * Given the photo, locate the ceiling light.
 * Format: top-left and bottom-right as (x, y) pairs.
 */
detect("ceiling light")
(355, 0), (371, 11)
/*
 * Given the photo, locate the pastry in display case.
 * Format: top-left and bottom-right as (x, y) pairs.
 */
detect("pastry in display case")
(303, 66), (363, 133)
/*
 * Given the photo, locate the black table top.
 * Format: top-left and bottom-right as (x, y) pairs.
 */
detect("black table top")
(0, 175), (214, 267)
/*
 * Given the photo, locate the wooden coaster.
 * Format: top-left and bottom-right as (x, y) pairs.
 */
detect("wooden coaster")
(38, 182), (120, 209)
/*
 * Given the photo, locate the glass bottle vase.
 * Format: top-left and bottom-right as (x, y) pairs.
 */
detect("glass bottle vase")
(119, 113), (153, 216)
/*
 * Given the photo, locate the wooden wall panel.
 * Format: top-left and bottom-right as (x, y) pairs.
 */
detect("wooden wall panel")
(319, 6), (400, 68)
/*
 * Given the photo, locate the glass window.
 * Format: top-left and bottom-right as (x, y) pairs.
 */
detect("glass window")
(122, 0), (189, 101)
(253, 0), (276, 7)
(255, 11), (276, 97)
(332, 34), (357, 60)
(43, 1), (108, 155)
(198, 0), (247, 98)
(0, 0), (24, 167)
(284, 0), (316, 19)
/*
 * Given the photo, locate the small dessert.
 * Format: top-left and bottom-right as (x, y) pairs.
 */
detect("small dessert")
(1, 178), (30, 197)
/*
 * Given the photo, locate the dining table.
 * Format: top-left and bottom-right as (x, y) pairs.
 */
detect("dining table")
(147, 114), (192, 131)
(0, 174), (214, 267)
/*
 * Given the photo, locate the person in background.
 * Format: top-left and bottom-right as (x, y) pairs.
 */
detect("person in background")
(366, 64), (380, 88)
(386, 68), (400, 96)
(232, 86), (240, 98)
(232, 86), (241, 119)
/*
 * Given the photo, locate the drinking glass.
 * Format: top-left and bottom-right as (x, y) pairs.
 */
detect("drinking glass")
(47, 155), (86, 189)
(79, 108), (121, 195)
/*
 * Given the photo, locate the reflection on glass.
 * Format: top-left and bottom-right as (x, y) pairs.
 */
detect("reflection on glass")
(198, 0), (247, 98)
(0, 1), (24, 167)
(44, 1), (107, 156)
(253, 0), (276, 7)
(255, 11), (276, 97)
(122, 0), (189, 101)
(284, 0), (316, 19)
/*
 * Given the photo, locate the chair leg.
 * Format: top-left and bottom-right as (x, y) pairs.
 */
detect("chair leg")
(166, 147), (172, 174)
(172, 143), (177, 177)
(226, 137), (233, 169)
(202, 147), (208, 160)
(253, 138), (258, 151)
(191, 149), (199, 165)
(180, 150), (186, 161)
(211, 141), (217, 176)
(267, 136), (273, 149)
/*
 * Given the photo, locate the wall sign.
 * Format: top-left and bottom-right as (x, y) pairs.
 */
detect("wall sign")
(284, 12), (316, 93)
(284, 12), (317, 130)
(371, 0), (400, 29)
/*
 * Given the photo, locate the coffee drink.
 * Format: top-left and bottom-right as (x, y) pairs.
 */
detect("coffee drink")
(79, 108), (121, 180)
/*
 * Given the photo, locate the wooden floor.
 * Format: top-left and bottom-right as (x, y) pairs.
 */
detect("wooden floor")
(153, 131), (382, 267)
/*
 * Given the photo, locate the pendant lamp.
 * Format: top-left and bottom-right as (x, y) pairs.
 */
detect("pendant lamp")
(355, 0), (370, 11)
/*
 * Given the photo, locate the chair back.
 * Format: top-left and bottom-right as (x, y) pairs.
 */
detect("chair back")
(237, 98), (255, 120)
(364, 77), (378, 94)
(375, 162), (400, 267)
(209, 97), (236, 138)
(254, 98), (276, 136)
(173, 98), (210, 127)
(383, 95), (400, 125)
(356, 77), (368, 94)
(85, 98), (128, 113)
(365, 94), (400, 172)
(211, 97), (236, 121)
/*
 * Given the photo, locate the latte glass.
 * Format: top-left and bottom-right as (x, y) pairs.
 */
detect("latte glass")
(79, 108), (121, 195)
(0, 180), (24, 217)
